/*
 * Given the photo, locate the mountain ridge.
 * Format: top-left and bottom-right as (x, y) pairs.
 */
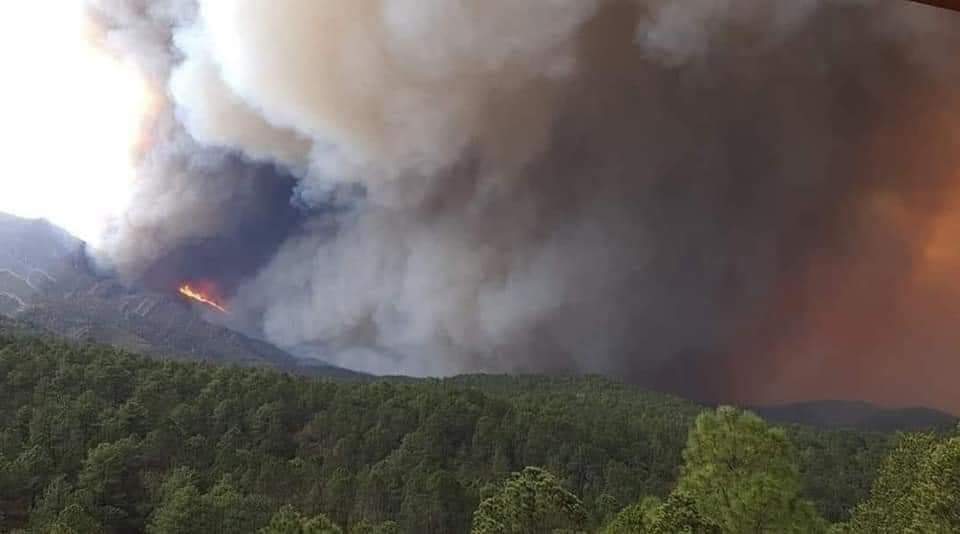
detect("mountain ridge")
(1, 212), (953, 428)
(754, 399), (957, 432)
(0, 212), (365, 380)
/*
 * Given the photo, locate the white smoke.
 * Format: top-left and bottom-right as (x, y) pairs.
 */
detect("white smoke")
(85, 0), (960, 412)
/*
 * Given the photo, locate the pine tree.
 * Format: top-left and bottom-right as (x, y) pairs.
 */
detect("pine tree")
(471, 466), (587, 534)
(841, 435), (960, 533)
(673, 407), (826, 533)
(259, 505), (343, 534)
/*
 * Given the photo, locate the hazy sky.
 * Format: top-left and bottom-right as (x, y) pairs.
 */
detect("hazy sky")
(0, 0), (151, 245)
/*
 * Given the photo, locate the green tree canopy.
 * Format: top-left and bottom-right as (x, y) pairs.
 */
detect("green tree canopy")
(146, 468), (202, 534)
(602, 496), (662, 533)
(673, 407), (825, 533)
(259, 505), (343, 534)
(841, 434), (960, 533)
(471, 466), (587, 534)
(0, 328), (906, 533)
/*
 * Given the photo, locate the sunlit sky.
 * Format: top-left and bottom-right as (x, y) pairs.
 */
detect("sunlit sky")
(0, 0), (151, 245)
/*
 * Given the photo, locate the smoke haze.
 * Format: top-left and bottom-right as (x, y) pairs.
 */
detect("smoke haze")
(86, 0), (960, 411)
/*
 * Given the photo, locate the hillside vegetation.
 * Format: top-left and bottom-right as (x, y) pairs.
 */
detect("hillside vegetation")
(1, 328), (955, 533)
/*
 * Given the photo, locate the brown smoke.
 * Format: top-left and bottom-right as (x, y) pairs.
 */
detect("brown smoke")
(87, 0), (960, 412)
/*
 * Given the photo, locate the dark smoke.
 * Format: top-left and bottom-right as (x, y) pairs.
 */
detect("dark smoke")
(86, 0), (960, 411)
(132, 161), (303, 296)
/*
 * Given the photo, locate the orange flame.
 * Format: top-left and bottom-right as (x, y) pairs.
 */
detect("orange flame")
(178, 284), (228, 313)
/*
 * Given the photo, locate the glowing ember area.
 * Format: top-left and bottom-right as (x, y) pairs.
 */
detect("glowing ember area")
(178, 284), (228, 313)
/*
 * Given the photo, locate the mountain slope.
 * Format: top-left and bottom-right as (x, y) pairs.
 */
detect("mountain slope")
(0, 212), (364, 379)
(2, 212), (952, 426)
(754, 400), (957, 432)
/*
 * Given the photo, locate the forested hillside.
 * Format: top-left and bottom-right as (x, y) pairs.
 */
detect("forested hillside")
(0, 329), (954, 533)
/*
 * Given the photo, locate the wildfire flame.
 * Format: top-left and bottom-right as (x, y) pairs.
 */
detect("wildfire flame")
(178, 284), (228, 313)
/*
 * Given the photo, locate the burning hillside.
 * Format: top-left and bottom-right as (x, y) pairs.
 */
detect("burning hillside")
(178, 283), (227, 313)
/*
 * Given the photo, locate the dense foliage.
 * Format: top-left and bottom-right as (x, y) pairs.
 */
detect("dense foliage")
(836, 433), (960, 532)
(0, 329), (934, 533)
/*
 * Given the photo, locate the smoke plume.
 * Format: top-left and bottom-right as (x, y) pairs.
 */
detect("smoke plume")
(87, 0), (960, 411)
